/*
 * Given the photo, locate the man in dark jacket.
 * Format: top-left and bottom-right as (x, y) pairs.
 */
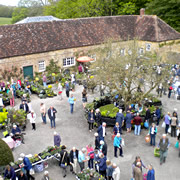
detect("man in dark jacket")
(88, 109), (95, 132)
(48, 106), (57, 128)
(134, 113), (142, 136)
(116, 109), (124, 134)
(4, 165), (16, 180)
(20, 153), (35, 180)
(18, 170), (28, 180)
(94, 132), (100, 149)
(155, 107), (161, 126)
(59, 145), (69, 178)
(100, 140), (107, 156)
(19, 101), (29, 113)
(98, 154), (107, 178)
(69, 147), (79, 174)
(95, 109), (102, 127)
(145, 107), (151, 123)
(97, 122), (106, 141)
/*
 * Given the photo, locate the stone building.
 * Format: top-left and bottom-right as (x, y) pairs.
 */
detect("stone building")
(0, 12), (180, 79)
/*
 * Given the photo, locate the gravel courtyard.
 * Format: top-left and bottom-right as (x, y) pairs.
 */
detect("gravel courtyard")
(5, 84), (180, 180)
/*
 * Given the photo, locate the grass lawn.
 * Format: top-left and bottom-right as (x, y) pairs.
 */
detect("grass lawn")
(0, 17), (12, 25)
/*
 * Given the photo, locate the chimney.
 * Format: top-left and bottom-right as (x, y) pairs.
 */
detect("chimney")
(140, 8), (145, 16)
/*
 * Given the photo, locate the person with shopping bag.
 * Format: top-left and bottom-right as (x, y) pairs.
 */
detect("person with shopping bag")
(157, 134), (170, 165)
(148, 123), (157, 147)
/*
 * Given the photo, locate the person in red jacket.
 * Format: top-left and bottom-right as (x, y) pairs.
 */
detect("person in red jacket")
(134, 113), (142, 136)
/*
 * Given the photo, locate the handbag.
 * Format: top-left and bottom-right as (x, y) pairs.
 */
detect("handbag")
(175, 141), (179, 149)
(168, 127), (171, 133)
(161, 121), (166, 128)
(60, 152), (67, 168)
(144, 121), (149, 128)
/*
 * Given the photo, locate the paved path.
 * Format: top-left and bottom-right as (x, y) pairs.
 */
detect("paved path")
(2, 85), (180, 179)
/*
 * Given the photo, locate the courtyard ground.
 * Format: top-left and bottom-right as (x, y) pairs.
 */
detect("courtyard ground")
(1, 84), (180, 180)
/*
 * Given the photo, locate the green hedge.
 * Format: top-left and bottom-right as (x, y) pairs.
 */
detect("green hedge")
(0, 139), (14, 166)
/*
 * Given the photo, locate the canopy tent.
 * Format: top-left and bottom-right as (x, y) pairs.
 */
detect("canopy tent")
(76, 56), (94, 62)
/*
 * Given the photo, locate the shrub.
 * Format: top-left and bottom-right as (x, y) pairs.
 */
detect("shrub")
(0, 139), (14, 166)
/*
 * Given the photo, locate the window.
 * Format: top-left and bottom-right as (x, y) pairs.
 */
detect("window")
(139, 48), (144, 55)
(88, 54), (96, 63)
(120, 49), (125, 56)
(146, 43), (151, 51)
(38, 61), (45, 72)
(63, 57), (75, 67)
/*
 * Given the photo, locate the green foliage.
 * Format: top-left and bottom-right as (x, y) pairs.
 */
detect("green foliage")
(0, 5), (14, 18)
(11, 7), (29, 24)
(0, 139), (14, 166)
(8, 109), (26, 126)
(85, 103), (94, 111)
(99, 104), (117, 118)
(0, 108), (8, 124)
(146, 0), (180, 32)
(77, 168), (104, 179)
(46, 59), (60, 74)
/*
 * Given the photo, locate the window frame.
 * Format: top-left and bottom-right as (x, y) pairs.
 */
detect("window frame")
(63, 57), (76, 67)
(38, 60), (46, 72)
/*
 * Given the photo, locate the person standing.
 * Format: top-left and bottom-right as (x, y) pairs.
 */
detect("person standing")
(68, 94), (75, 114)
(134, 162), (143, 180)
(106, 160), (113, 180)
(82, 88), (87, 108)
(48, 106), (57, 129)
(88, 109), (95, 132)
(116, 109), (124, 134)
(98, 153), (107, 178)
(168, 85), (173, 98)
(147, 164), (155, 180)
(112, 163), (120, 180)
(125, 110), (133, 132)
(40, 103), (46, 124)
(59, 145), (68, 178)
(113, 133), (123, 158)
(158, 134), (170, 165)
(54, 131), (61, 147)
(177, 126), (180, 157)
(97, 122), (106, 141)
(113, 122), (121, 135)
(28, 110), (36, 130)
(70, 147), (79, 174)
(95, 109), (102, 127)
(18, 170), (28, 180)
(155, 107), (161, 126)
(99, 140), (107, 156)
(171, 115), (178, 137)
(148, 123), (157, 147)
(4, 165), (16, 180)
(134, 113), (142, 136)
(19, 101), (29, 114)
(145, 107), (151, 124)
(86, 144), (94, 169)
(65, 81), (70, 97)
(94, 132), (100, 149)
(42, 73), (47, 87)
(58, 81), (63, 100)
(78, 148), (88, 172)
(164, 112), (171, 134)
(20, 153), (35, 180)
(8, 88), (14, 107)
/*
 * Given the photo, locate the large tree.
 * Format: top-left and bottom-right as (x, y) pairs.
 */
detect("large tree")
(89, 40), (171, 109)
(146, 0), (180, 32)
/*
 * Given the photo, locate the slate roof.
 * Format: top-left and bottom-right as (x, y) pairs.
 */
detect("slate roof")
(15, 16), (61, 24)
(0, 15), (179, 59)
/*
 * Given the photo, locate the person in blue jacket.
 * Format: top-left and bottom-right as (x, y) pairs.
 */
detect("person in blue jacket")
(98, 153), (107, 178)
(4, 165), (16, 180)
(148, 123), (157, 146)
(147, 164), (155, 180)
(116, 109), (124, 134)
(20, 153), (35, 180)
(113, 133), (123, 158)
(155, 107), (161, 126)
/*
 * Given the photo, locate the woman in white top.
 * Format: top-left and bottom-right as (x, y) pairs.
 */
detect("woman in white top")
(58, 82), (63, 100)
(28, 110), (36, 130)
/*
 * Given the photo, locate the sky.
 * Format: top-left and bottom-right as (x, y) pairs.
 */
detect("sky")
(0, 0), (19, 6)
